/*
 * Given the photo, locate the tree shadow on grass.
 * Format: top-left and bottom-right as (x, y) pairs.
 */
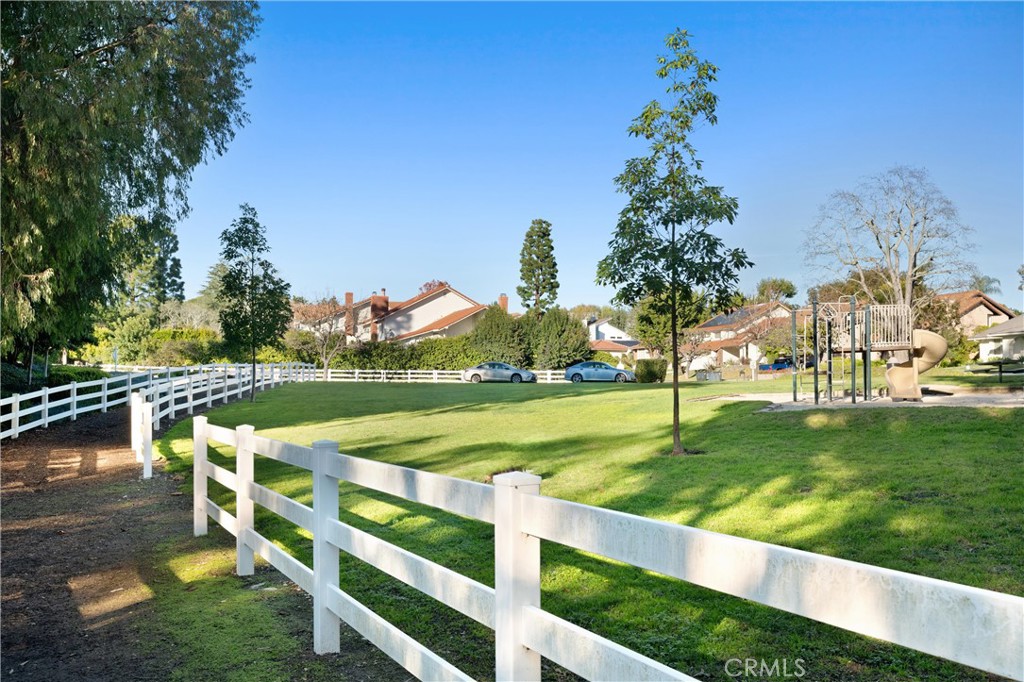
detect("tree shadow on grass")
(157, 385), (1022, 681)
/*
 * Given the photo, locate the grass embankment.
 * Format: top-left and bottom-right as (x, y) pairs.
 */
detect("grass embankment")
(156, 382), (1021, 681)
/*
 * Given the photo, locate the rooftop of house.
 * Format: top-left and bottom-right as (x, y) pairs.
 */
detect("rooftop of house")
(697, 302), (789, 331)
(970, 315), (1024, 341)
(935, 290), (1016, 319)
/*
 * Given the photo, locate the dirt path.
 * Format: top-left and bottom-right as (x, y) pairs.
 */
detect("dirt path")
(1, 409), (185, 680)
(0, 409), (411, 681)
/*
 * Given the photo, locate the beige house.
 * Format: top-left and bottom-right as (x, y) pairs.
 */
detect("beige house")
(970, 317), (1024, 362)
(692, 302), (792, 370)
(934, 290), (1015, 334)
(335, 285), (502, 345)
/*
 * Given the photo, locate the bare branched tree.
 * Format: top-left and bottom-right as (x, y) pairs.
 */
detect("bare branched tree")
(291, 295), (347, 370)
(805, 166), (974, 315)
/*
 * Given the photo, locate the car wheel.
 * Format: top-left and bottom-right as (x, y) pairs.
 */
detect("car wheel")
(511, 374), (522, 383)
(615, 373), (626, 383)
(571, 373), (583, 383)
(471, 374), (482, 383)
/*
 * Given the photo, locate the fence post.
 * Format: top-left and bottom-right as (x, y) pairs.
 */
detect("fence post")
(494, 472), (542, 682)
(131, 392), (142, 459)
(141, 402), (153, 479)
(169, 379), (178, 420)
(312, 439), (341, 653)
(70, 382), (78, 421)
(223, 366), (230, 404)
(153, 386), (162, 431)
(235, 424), (256, 576)
(187, 376), (194, 415)
(101, 377), (109, 412)
(193, 416), (209, 536)
(433, 370), (439, 383)
(41, 387), (50, 428)
(148, 369), (154, 387)
(11, 394), (20, 439)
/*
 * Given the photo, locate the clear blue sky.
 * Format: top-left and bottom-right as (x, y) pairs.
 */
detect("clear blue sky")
(176, 2), (1024, 313)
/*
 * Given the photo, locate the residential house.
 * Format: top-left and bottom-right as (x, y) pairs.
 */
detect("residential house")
(935, 290), (1016, 334)
(691, 302), (792, 370)
(970, 317), (1024, 362)
(334, 285), (501, 345)
(584, 318), (650, 365)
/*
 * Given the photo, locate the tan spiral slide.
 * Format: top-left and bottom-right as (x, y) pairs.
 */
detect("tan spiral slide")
(885, 329), (949, 401)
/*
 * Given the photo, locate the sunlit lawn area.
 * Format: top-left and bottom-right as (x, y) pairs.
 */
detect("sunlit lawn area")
(157, 381), (1021, 681)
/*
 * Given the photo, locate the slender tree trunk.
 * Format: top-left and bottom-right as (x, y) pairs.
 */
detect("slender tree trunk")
(670, 222), (683, 455)
(251, 344), (256, 402)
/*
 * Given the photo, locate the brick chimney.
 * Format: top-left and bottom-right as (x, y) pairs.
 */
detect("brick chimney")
(498, 293), (508, 312)
(344, 292), (354, 337)
(369, 291), (390, 341)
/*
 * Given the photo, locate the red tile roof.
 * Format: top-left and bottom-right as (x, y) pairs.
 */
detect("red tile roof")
(590, 340), (631, 352)
(935, 290), (1015, 319)
(392, 305), (487, 341)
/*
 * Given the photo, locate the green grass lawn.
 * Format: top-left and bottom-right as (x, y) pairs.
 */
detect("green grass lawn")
(156, 382), (1022, 681)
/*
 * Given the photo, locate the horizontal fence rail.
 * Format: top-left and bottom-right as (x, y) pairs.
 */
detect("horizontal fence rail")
(0, 362), (314, 442)
(128, 363), (314, 478)
(192, 420), (1024, 682)
(315, 368), (571, 384)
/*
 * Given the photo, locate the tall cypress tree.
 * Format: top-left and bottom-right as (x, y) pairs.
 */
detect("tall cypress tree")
(516, 219), (559, 316)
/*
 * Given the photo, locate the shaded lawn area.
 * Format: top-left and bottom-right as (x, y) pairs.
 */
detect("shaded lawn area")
(157, 382), (1022, 681)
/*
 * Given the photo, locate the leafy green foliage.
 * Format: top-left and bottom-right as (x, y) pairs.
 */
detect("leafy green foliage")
(219, 204), (292, 398)
(596, 29), (751, 453)
(1, 2), (260, 352)
(753, 277), (797, 303)
(517, 218), (560, 315)
(590, 351), (618, 365)
(143, 328), (223, 366)
(533, 308), (591, 369)
(45, 365), (109, 387)
(413, 337), (485, 370)
(635, 358), (668, 383)
(468, 305), (528, 366)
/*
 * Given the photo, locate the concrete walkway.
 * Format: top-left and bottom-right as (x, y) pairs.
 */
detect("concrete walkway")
(710, 385), (1024, 411)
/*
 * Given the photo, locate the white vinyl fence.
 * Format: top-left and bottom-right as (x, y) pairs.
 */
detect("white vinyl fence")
(193, 419), (1023, 682)
(314, 368), (569, 384)
(129, 363), (314, 478)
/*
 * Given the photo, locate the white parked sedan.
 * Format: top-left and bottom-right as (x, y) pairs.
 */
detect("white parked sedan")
(462, 362), (536, 384)
(564, 361), (636, 384)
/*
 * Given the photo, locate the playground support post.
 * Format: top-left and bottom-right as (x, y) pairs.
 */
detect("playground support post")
(864, 306), (872, 400)
(850, 303), (857, 405)
(791, 310), (798, 403)
(825, 320), (833, 402)
(812, 300), (819, 405)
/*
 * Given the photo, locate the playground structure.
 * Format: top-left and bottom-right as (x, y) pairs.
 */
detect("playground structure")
(788, 300), (948, 404)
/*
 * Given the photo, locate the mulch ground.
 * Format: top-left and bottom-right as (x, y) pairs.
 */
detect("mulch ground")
(0, 408), (411, 681)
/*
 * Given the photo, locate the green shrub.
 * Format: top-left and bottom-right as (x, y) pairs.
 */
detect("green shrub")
(1, 362), (29, 396)
(332, 341), (417, 370)
(635, 358), (668, 383)
(143, 328), (223, 365)
(46, 365), (109, 387)
(415, 337), (485, 370)
(591, 351), (618, 366)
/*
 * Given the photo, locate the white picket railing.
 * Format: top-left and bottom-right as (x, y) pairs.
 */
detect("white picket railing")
(0, 362), (315, 444)
(314, 368), (569, 384)
(193, 419), (1024, 682)
(129, 363), (314, 478)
